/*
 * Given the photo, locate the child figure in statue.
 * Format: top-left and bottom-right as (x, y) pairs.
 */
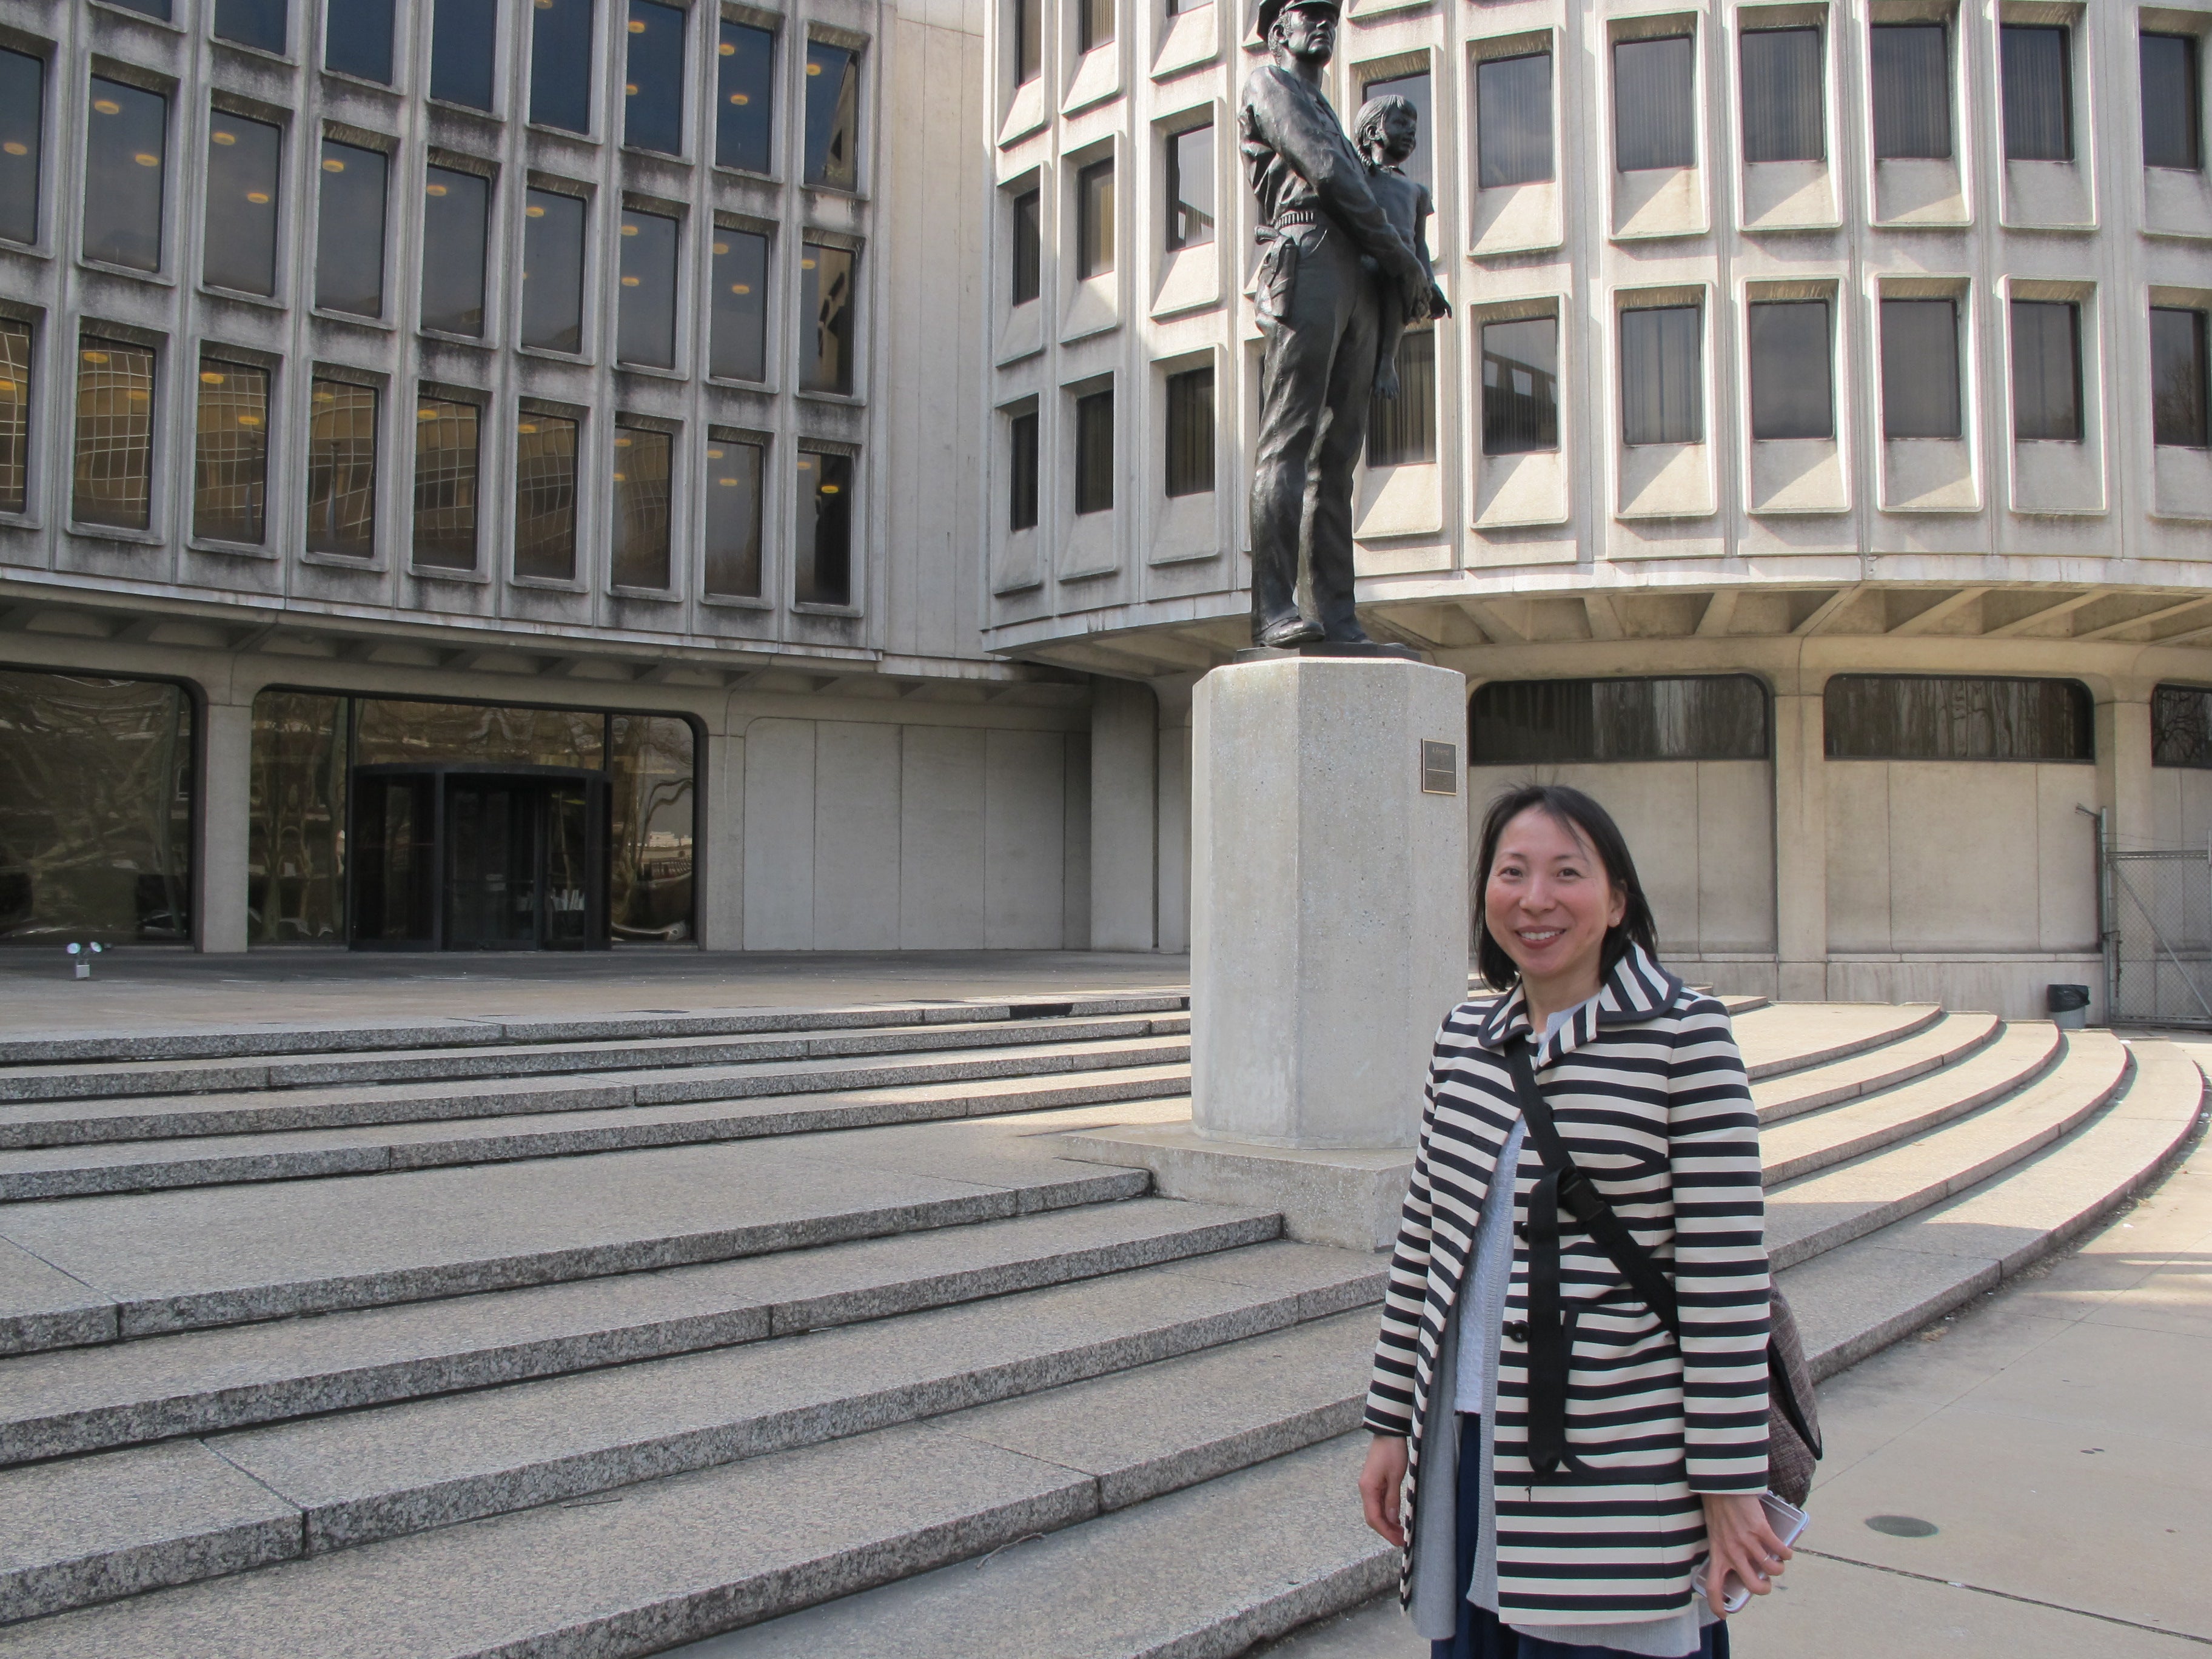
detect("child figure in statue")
(1353, 95), (1450, 400)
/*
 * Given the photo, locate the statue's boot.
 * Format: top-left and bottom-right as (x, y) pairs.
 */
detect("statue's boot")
(1256, 614), (1326, 648)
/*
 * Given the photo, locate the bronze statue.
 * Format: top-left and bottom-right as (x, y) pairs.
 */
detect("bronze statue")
(1241, 0), (1447, 650)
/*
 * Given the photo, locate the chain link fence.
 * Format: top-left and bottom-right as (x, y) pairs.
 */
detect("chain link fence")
(2103, 844), (2212, 1028)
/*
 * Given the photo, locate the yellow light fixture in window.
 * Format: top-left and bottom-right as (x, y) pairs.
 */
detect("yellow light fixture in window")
(614, 435), (632, 447)
(82, 350), (110, 364)
(800, 257), (815, 269)
(728, 92), (748, 104)
(526, 204), (546, 217)
(628, 18), (645, 30)
(518, 421), (539, 433)
(314, 389), (336, 401)
(819, 482), (840, 494)
(729, 283), (751, 294)
(612, 471), (626, 481)
(719, 41), (734, 55)
(93, 99), (121, 115)
(625, 82), (638, 95)
(323, 157), (346, 172)
(621, 223), (639, 235)
(707, 446), (723, 459)
(622, 275), (640, 286)
(201, 369), (226, 384)
(426, 183), (447, 196)
(419, 407), (440, 420)
(246, 190), (270, 203)
(212, 130), (236, 146)
(718, 475), (737, 485)
(127, 389), (149, 401)
(236, 414), (262, 427)
(2, 142), (25, 156)
(712, 241), (728, 255)
(806, 62), (822, 76)
(134, 152), (159, 167)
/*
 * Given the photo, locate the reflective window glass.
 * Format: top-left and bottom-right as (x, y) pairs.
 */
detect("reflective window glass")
(794, 449), (853, 605)
(625, 0), (686, 155)
(703, 435), (763, 597)
(1472, 677), (1769, 765)
(710, 227), (769, 381)
(1476, 52), (1552, 189)
(803, 41), (860, 189)
(1011, 187), (1041, 303)
(2000, 25), (2071, 162)
(1825, 676), (2091, 762)
(1748, 299), (1832, 440)
(1880, 298), (1961, 438)
(716, 21), (774, 172)
(2010, 299), (2082, 442)
(1076, 157), (1113, 278)
(1367, 328), (1436, 466)
(1619, 305), (1702, 446)
(521, 189), (586, 353)
(215, 0), (287, 55)
(325, 0), (395, 82)
(1164, 366), (1213, 498)
(1013, 0), (1040, 84)
(203, 111), (280, 297)
(1008, 409), (1038, 531)
(412, 398), (480, 569)
(1074, 388), (1113, 514)
(1167, 124), (1213, 250)
(531, 0), (595, 132)
(2152, 685), (2212, 769)
(1362, 71), (1431, 193)
(106, 0), (172, 19)
(193, 358), (267, 544)
(431, 0), (497, 109)
(2152, 307), (2210, 449)
(800, 241), (855, 395)
(1612, 35), (1695, 172)
(1871, 23), (1950, 159)
(609, 714), (695, 943)
(2140, 33), (2202, 171)
(73, 337), (155, 530)
(1740, 27), (1823, 163)
(315, 139), (387, 317)
(0, 49), (45, 246)
(306, 378), (378, 557)
(421, 166), (489, 337)
(1481, 316), (1558, 456)
(0, 319), (26, 515)
(514, 413), (580, 580)
(84, 78), (167, 273)
(1078, 0), (1112, 53)
(611, 425), (672, 589)
(617, 207), (678, 369)
(247, 689), (347, 943)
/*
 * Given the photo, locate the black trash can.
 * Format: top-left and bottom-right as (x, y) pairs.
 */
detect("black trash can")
(2046, 983), (2091, 1030)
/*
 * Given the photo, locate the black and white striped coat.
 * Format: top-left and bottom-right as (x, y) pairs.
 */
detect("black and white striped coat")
(1363, 944), (1771, 1627)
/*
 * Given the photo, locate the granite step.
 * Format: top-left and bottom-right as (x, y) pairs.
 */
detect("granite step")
(1729, 1000), (1944, 1082)
(0, 1251), (1382, 1623)
(0, 1197), (1281, 1464)
(0, 1033), (1193, 1150)
(1752, 1009), (2003, 1124)
(1765, 1027), (2133, 1270)
(0, 1063), (1195, 1202)
(1783, 1037), (2205, 1379)
(0, 1011), (1191, 1105)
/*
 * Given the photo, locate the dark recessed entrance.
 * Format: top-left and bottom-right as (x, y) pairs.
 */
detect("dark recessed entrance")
(348, 763), (609, 950)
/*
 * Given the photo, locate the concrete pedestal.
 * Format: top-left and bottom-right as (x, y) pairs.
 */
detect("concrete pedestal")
(1065, 656), (1469, 1248)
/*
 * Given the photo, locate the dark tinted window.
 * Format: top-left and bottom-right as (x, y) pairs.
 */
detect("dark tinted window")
(2152, 685), (2212, 769)
(420, 167), (489, 336)
(521, 189), (586, 353)
(203, 111), (281, 297)
(84, 79), (166, 273)
(1165, 366), (1213, 497)
(1078, 0), (1112, 53)
(514, 413), (580, 580)
(1011, 187), (1041, 303)
(804, 41), (859, 189)
(800, 242), (856, 395)
(1167, 124), (1213, 250)
(625, 0), (686, 155)
(1481, 316), (1558, 455)
(1825, 676), (2091, 762)
(1748, 299), (1832, 440)
(794, 449), (853, 605)
(1076, 158), (1114, 278)
(1362, 71), (1432, 192)
(1476, 52), (1552, 187)
(315, 139), (387, 317)
(1368, 327), (1436, 466)
(1880, 298), (1961, 438)
(1008, 409), (1038, 531)
(324, 0), (395, 82)
(2000, 25), (2071, 161)
(106, 0), (172, 16)
(1740, 27), (1822, 163)
(710, 227), (769, 382)
(431, 0), (497, 109)
(75, 339), (156, 529)
(703, 436), (764, 598)
(1074, 388), (1113, 514)
(531, 0), (595, 132)
(215, 0), (287, 55)
(617, 208), (679, 370)
(2152, 307), (2210, 449)
(0, 50), (40, 246)
(717, 21), (774, 172)
(2142, 33), (2203, 171)
(1014, 0), (1040, 83)
(1620, 305), (1701, 445)
(412, 398), (480, 571)
(2010, 299), (2081, 442)
(1612, 35), (1695, 172)
(193, 358), (267, 544)
(306, 378), (377, 557)
(0, 319), (27, 515)
(1471, 677), (1769, 765)
(1871, 24), (1949, 159)
(611, 425), (672, 589)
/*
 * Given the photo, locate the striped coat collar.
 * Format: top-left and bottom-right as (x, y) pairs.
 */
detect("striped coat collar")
(1470, 942), (1687, 1066)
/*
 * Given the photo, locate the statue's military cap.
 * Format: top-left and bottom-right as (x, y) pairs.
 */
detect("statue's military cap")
(1253, 0), (1339, 46)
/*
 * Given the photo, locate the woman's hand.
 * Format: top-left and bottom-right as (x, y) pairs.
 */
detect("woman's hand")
(1359, 1435), (1410, 1547)
(1699, 1493), (1791, 1615)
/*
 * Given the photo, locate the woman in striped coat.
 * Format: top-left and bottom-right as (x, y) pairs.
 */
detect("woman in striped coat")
(1357, 783), (1789, 1659)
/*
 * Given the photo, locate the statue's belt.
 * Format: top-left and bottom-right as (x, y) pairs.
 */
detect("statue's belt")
(1259, 208), (1326, 232)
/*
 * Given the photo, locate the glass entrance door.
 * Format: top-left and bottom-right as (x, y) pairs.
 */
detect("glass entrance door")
(444, 782), (539, 948)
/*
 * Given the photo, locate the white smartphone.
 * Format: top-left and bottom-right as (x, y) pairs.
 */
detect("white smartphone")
(1691, 1492), (1809, 1614)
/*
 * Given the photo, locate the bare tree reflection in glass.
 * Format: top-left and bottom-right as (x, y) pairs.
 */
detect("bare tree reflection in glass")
(609, 714), (695, 941)
(514, 414), (580, 580)
(412, 398), (480, 570)
(73, 338), (156, 531)
(306, 379), (378, 556)
(611, 426), (672, 589)
(204, 112), (281, 297)
(84, 78), (166, 272)
(521, 189), (587, 353)
(703, 437), (763, 597)
(248, 689), (350, 943)
(193, 359), (269, 544)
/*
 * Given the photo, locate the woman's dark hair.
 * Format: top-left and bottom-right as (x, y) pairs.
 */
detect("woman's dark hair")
(1472, 783), (1658, 992)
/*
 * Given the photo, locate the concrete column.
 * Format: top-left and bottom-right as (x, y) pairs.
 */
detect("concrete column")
(694, 731), (743, 950)
(1155, 679), (1193, 954)
(1088, 679), (1158, 951)
(195, 700), (253, 954)
(2097, 688), (2154, 853)
(1772, 689), (1828, 1003)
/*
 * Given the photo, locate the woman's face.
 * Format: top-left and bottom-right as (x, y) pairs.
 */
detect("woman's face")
(1483, 806), (1629, 994)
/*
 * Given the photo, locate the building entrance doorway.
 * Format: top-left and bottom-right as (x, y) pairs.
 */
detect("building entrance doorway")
(347, 763), (609, 950)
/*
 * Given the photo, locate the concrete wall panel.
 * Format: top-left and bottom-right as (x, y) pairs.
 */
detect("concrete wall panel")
(743, 720), (818, 949)
(1064, 734), (1093, 951)
(1885, 765), (2042, 953)
(1695, 761), (1777, 953)
(984, 730), (1068, 948)
(899, 727), (989, 948)
(813, 723), (903, 950)
(1825, 764), (1893, 954)
(2035, 767), (2102, 954)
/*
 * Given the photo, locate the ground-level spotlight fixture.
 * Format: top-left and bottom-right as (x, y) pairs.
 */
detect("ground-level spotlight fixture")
(65, 942), (105, 980)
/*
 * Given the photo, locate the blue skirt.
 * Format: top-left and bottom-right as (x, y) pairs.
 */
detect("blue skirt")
(1430, 1415), (1730, 1659)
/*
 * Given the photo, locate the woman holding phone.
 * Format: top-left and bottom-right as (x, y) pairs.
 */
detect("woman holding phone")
(1358, 783), (1791, 1658)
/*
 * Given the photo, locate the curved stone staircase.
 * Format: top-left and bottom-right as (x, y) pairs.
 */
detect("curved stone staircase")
(0, 993), (2198, 1657)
